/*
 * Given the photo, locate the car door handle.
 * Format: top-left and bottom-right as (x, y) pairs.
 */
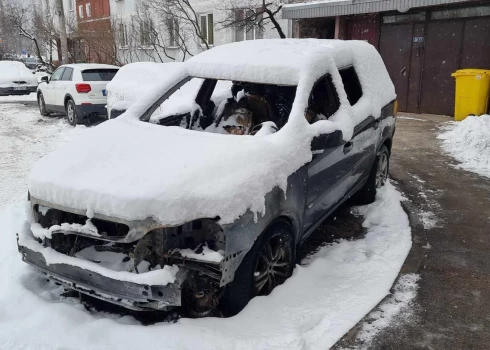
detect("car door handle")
(343, 142), (353, 154)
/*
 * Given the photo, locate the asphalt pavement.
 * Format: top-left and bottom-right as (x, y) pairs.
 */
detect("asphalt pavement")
(336, 114), (490, 349)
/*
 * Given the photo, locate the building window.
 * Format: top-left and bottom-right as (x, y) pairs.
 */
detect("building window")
(140, 20), (154, 47)
(167, 18), (179, 47)
(86, 3), (91, 18)
(199, 13), (214, 46)
(235, 9), (262, 42)
(78, 5), (84, 19)
(119, 23), (128, 47)
(68, 0), (74, 11)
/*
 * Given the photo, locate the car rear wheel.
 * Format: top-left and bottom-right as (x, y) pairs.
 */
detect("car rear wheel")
(354, 145), (390, 205)
(65, 99), (78, 126)
(38, 93), (50, 116)
(220, 221), (294, 316)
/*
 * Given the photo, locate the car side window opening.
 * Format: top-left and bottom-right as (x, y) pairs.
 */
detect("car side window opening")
(50, 68), (65, 81)
(60, 68), (73, 81)
(306, 75), (340, 124)
(339, 66), (363, 105)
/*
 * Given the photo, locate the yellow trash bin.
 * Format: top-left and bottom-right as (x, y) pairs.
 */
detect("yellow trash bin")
(451, 69), (490, 121)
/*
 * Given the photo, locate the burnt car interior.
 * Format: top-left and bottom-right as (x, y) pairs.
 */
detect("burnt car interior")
(158, 78), (297, 136)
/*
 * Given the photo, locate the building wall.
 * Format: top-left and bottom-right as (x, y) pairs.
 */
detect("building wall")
(110, 0), (291, 64)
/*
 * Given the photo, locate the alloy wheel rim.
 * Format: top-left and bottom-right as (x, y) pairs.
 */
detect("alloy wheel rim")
(39, 97), (44, 113)
(376, 153), (388, 188)
(253, 232), (292, 296)
(67, 104), (74, 123)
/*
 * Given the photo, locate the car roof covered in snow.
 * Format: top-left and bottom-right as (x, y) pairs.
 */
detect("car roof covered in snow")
(61, 63), (120, 71)
(185, 39), (363, 86)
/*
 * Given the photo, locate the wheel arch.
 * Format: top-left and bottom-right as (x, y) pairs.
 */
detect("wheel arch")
(64, 94), (75, 108)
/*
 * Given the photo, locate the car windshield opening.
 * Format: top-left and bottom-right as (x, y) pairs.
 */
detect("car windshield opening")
(155, 78), (297, 136)
(82, 69), (118, 81)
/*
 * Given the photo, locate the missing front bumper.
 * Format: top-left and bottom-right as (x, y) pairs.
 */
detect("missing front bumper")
(17, 243), (185, 311)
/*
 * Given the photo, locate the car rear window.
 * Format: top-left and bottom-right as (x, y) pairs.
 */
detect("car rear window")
(82, 69), (118, 81)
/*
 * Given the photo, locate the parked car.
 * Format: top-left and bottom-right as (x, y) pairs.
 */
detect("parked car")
(36, 63), (119, 126)
(106, 62), (232, 120)
(0, 60), (38, 96)
(24, 56), (39, 72)
(19, 39), (397, 317)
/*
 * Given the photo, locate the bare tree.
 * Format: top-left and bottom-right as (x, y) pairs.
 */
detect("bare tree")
(217, 0), (286, 39)
(4, 2), (47, 64)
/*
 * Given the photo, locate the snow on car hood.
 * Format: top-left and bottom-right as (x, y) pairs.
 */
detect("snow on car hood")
(0, 61), (37, 86)
(28, 118), (335, 225)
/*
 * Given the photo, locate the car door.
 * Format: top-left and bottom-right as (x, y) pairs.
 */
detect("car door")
(56, 67), (73, 107)
(338, 67), (380, 189)
(302, 75), (354, 233)
(43, 67), (64, 108)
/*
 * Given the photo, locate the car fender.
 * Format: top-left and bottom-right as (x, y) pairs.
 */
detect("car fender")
(219, 168), (307, 286)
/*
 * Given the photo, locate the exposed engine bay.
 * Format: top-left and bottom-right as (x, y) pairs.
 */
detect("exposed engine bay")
(28, 202), (228, 317)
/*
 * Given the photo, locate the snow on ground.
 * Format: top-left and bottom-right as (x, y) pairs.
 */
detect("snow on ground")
(438, 114), (490, 179)
(397, 116), (427, 122)
(0, 182), (412, 349)
(0, 96), (86, 210)
(0, 92), (37, 102)
(353, 273), (420, 347)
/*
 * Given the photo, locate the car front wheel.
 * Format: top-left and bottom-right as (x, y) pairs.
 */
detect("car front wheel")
(38, 93), (50, 116)
(65, 99), (78, 126)
(220, 221), (294, 316)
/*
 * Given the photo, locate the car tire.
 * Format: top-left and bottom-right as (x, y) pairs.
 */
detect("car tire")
(38, 93), (50, 116)
(65, 99), (78, 126)
(354, 145), (390, 205)
(220, 220), (295, 316)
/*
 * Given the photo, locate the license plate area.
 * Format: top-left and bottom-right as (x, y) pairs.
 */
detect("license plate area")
(14, 86), (26, 91)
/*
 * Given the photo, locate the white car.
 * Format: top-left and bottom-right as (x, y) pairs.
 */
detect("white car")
(0, 61), (38, 96)
(37, 63), (119, 126)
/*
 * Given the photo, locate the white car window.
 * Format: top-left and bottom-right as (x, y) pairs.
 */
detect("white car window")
(50, 68), (65, 81)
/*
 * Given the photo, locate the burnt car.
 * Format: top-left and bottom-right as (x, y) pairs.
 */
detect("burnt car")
(18, 39), (397, 317)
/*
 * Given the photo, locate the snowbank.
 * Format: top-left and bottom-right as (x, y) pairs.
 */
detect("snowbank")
(0, 182), (411, 349)
(438, 114), (490, 178)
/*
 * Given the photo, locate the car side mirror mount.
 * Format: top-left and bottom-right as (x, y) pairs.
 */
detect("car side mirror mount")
(41, 76), (49, 83)
(311, 130), (343, 151)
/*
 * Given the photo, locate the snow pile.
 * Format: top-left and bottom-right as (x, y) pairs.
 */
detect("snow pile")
(438, 115), (490, 178)
(0, 61), (38, 87)
(0, 181), (411, 349)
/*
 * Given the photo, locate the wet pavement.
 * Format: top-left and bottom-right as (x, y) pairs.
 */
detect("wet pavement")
(336, 114), (490, 349)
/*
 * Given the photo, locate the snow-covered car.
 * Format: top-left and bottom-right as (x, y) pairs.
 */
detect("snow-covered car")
(0, 60), (38, 96)
(106, 62), (184, 118)
(106, 62), (231, 120)
(37, 63), (119, 126)
(18, 39), (397, 317)
(24, 56), (39, 72)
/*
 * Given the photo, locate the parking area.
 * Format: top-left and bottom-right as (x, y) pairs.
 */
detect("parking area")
(337, 114), (490, 349)
(1, 94), (489, 349)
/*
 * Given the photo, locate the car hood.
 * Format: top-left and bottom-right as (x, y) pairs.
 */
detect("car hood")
(0, 63), (37, 86)
(28, 118), (314, 225)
